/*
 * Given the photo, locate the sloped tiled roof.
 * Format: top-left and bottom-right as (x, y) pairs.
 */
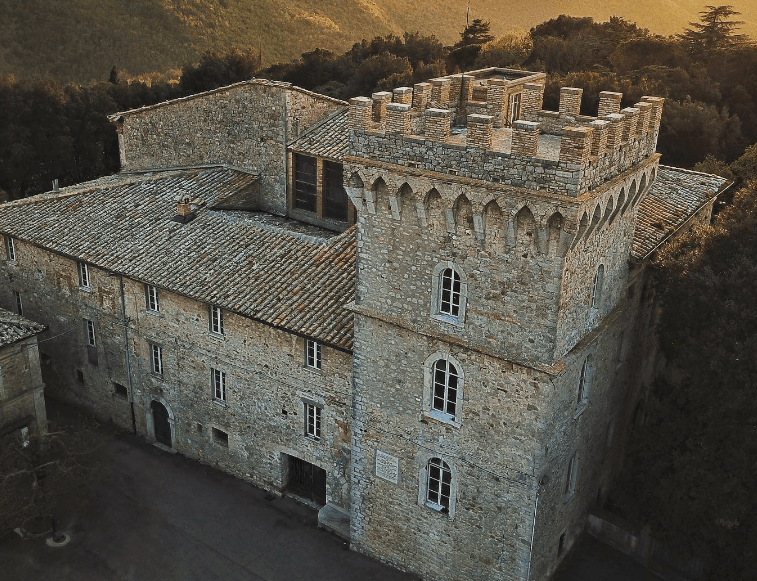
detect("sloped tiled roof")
(0, 308), (46, 347)
(289, 108), (349, 160)
(0, 167), (355, 350)
(632, 166), (730, 260)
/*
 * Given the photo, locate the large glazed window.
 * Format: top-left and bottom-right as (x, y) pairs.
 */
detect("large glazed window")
(426, 458), (452, 510)
(440, 267), (461, 317)
(432, 359), (459, 419)
(293, 154), (317, 212)
(322, 161), (348, 221)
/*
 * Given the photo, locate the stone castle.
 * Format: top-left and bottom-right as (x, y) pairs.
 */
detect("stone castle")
(0, 68), (728, 580)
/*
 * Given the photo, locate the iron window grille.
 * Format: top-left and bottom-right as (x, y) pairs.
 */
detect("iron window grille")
(150, 343), (163, 376)
(305, 403), (322, 440)
(212, 368), (226, 403)
(5, 236), (16, 262)
(209, 305), (224, 336)
(146, 284), (159, 313)
(432, 358), (459, 420)
(78, 261), (90, 289)
(426, 458), (452, 511)
(306, 339), (321, 370)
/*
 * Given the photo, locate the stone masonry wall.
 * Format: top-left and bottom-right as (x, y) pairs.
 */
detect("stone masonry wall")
(350, 316), (543, 581)
(116, 81), (343, 215)
(0, 239), (353, 510)
(0, 335), (47, 437)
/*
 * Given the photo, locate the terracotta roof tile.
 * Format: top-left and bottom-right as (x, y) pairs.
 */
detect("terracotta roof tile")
(0, 308), (46, 347)
(632, 166), (729, 260)
(0, 168), (355, 350)
(289, 108), (349, 160)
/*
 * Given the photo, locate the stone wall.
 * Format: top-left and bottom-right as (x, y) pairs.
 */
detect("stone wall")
(114, 80), (343, 215)
(0, 239), (353, 511)
(350, 316), (542, 581)
(0, 334), (47, 437)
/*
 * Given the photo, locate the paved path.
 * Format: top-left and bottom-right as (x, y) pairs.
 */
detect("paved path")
(0, 433), (417, 581)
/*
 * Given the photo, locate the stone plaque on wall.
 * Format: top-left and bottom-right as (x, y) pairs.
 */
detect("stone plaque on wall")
(375, 450), (399, 484)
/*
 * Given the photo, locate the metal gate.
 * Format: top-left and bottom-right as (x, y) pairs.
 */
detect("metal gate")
(287, 456), (326, 505)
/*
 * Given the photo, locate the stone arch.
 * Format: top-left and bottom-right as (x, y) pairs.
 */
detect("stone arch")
(348, 171), (364, 189)
(571, 211), (589, 249)
(638, 173), (647, 197)
(397, 182), (415, 223)
(623, 179), (636, 213)
(632, 174), (646, 206)
(425, 188), (445, 233)
(599, 196), (614, 228)
(515, 205), (537, 256)
(584, 204), (602, 240)
(610, 188), (625, 224)
(483, 200), (504, 253)
(146, 396), (176, 449)
(547, 211), (564, 256)
(454, 194), (473, 235)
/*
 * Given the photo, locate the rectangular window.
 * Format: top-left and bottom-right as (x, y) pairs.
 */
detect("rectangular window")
(305, 339), (321, 370)
(209, 305), (224, 336)
(293, 154), (317, 213)
(150, 343), (163, 376)
(322, 161), (348, 221)
(212, 368), (226, 403)
(212, 427), (229, 447)
(78, 261), (90, 289)
(5, 236), (16, 262)
(145, 284), (159, 313)
(13, 291), (22, 316)
(85, 319), (96, 347)
(305, 403), (322, 440)
(510, 92), (522, 123)
(565, 454), (578, 499)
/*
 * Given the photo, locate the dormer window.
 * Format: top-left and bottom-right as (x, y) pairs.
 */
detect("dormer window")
(289, 153), (354, 228)
(293, 154), (317, 213)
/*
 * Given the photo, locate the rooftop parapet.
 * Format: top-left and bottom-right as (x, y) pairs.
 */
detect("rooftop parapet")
(347, 69), (664, 196)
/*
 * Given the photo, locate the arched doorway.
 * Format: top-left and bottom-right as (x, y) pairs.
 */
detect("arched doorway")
(151, 400), (172, 447)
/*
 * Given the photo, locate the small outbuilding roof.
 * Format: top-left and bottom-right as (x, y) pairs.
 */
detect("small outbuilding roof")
(633, 166), (730, 260)
(0, 308), (46, 347)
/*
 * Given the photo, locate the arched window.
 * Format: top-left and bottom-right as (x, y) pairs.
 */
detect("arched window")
(433, 358), (459, 418)
(591, 265), (604, 309)
(426, 458), (452, 511)
(440, 268), (461, 317)
(423, 352), (465, 426)
(575, 356), (590, 415)
(431, 262), (467, 326)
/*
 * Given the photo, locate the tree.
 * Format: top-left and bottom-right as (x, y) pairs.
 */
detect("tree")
(473, 30), (533, 69)
(611, 183), (757, 580)
(679, 5), (749, 54)
(179, 47), (262, 94)
(0, 416), (112, 533)
(448, 19), (494, 71)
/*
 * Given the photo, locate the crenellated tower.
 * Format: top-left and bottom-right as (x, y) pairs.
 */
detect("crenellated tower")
(346, 68), (664, 581)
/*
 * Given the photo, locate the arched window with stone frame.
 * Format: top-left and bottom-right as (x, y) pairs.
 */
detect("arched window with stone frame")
(418, 455), (458, 517)
(423, 352), (465, 426)
(430, 261), (468, 327)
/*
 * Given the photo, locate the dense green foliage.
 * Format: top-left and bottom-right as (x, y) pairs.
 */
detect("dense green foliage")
(611, 181), (757, 580)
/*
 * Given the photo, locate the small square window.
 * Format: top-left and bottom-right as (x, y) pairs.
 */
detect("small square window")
(209, 305), (224, 336)
(196, 423), (203, 433)
(305, 339), (321, 370)
(212, 427), (229, 447)
(78, 261), (90, 289)
(305, 403), (321, 440)
(85, 319), (96, 347)
(145, 284), (159, 313)
(5, 236), (16, 262)
(150, 343), (163, 376)
(212, 368), (226, 403)
(114, 383), (128, 399)
(13, 291), (23, 316)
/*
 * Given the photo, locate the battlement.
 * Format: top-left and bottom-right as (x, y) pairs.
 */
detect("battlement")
(348, 69), (664, 197)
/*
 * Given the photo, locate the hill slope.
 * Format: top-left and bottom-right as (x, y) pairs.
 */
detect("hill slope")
(1, 0), (755, 83)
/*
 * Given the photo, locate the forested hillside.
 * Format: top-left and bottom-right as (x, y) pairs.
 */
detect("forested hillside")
(1, 0), (755, 84)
